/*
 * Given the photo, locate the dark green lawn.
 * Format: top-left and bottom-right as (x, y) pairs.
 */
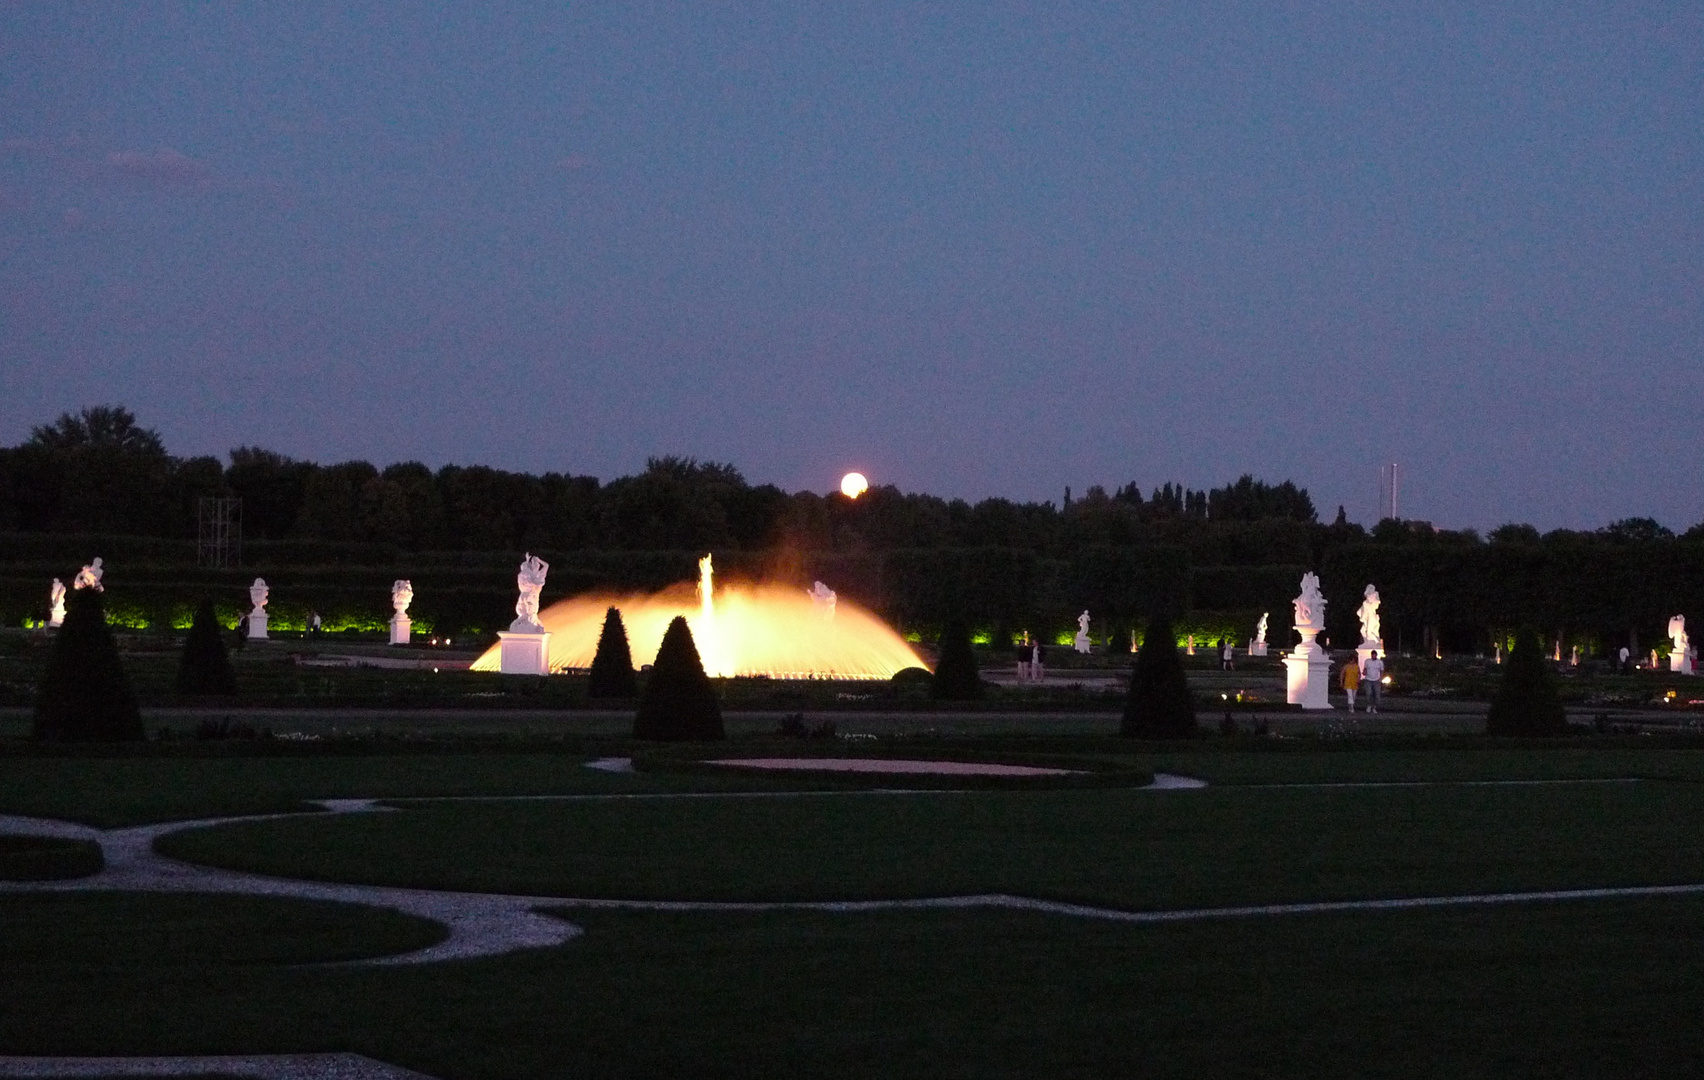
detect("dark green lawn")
(1145, 745), (1704, 784)
(0, 752), (767, 827)
(11, 745), (1704, 1077)
(158, 781), (1704, 909)
(8, 741), (1704, 827)
(3, 894), (1702, 1078)
(0, 892), (443, 968)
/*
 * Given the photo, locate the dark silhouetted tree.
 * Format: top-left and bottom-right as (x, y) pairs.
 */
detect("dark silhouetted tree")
(28, 405), (164, 455)
(175, 598), (237, 696)
(587, 606), (639, 699)
(34, 587), (143, 741)
(1122, 615), (1196, 738)
(930, 618), (983, 700)
(634, 616), (724, 740)
(1486, 626), (1568, 735)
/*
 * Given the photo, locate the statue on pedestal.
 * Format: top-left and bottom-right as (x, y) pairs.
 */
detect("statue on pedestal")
(1293, 572), (1326, 641)
(1357, 585), (1382, 647)
(1285, 572), (1331, 710)
(1250, 612), (1269, 656)
(512, 554), (549, 633)
(390, 579), (414, 645)
(48, 578), (66, 627)
(497, 555), (553, 675)
(1671, 616), (1693, 675)
(1355, 584), (1385, 669)
(247, 578), (270, 639)
(73, 557), (104, 592)
(1074, 611), (1091, 654)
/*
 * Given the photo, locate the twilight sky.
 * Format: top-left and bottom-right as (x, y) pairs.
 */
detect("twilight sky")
(2, 3), (1700, 531)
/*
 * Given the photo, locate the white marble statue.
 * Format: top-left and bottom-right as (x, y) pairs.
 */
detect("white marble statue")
(1074, 610), (1091, 654)
(73, 557), (104, 592)
(48, 578), (66, 627)
(1286, 572), (1331, 709)
(1293, 572), (1326, 635)
(1671, 616), (1693, 674)
(1249, 611), (1269, 656)
(1357, 585), (1381, 646)
(247, 577), (270, 639)
(1355, 584), (1384, 670)
(512, 553), (550, 633)
(390, 579), (414, 645)
(809, 581), (838, 619)
(497, 555), (553, 674)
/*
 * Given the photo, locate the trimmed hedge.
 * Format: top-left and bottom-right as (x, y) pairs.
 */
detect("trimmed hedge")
(633, 616), (724, 741)
(34, 586), (144, 742)
(587, 606), (639, 699)
(1122, 614), (1197, 739)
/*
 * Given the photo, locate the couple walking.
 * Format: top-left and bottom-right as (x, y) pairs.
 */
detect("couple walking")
(1340, 651), (1384, 713)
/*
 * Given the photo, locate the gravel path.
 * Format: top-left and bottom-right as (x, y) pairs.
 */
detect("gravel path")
(0, 804), (577, 966)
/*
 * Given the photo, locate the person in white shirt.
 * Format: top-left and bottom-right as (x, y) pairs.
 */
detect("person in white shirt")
(1361, 651), (1385, 713)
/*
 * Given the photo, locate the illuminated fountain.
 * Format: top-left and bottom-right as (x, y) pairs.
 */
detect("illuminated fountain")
(472, 554), (927, 679)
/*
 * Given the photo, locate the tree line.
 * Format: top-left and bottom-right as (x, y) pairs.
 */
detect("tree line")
(2, 406), (1343, 558)
(3, 406), (1700, 653)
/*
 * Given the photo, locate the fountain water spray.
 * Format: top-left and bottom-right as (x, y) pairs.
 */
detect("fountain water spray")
(472, 555), (927, 679)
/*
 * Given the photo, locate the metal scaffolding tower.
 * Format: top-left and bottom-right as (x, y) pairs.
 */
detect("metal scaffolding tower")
(196, 496), (242, 568)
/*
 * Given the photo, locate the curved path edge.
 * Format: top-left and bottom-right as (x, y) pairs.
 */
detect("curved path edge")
(3, 774), (1698, 965)
(0, 808), (577, 966)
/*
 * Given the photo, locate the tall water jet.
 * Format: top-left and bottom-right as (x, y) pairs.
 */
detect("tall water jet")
(472, 555), (928, 679)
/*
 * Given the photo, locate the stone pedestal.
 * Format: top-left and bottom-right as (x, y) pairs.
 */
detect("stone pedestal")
(1285, 641), (1333, 710)
(498, 630), (552, 676)
(1248, 642), (1268, 657)
(247, 612), (269, 640)
(1356, 640), (1385, 669)
(390, 615), (411, 646)
(1673, 650), (1695, 675)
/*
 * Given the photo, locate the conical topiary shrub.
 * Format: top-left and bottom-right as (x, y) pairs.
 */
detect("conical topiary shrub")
(1486, 625), (1568, 735)
(587, 606), (639, 699)
(930, 618), (983, 700)
(175, 598), (238, 696)
(34, 586), (143, 742)
(1121, 615), (1197, 738)
(634, 616), (724, 740)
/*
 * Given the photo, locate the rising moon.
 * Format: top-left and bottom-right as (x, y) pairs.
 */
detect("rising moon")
(840, 471), (869, 499)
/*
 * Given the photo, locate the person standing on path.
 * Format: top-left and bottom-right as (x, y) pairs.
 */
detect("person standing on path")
(1340, 656), (1360, 712)
(1362, 651), (1384, 713)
